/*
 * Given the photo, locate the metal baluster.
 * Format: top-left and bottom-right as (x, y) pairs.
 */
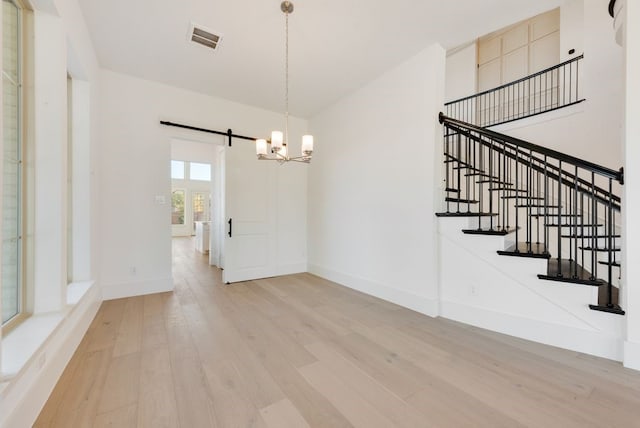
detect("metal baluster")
(573, 165), (579, 278)
(591, 172), (597, 280)
(607, 178), (614, 306)
(457, 133), (461, 213)
(489, 140), (494, 230)
(544, 156), (549, 254)
(557, 161), (563, 276)
(527, 150), (533, 252)
(515, 150), (520, 248)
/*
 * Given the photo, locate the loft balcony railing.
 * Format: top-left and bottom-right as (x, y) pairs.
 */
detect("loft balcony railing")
(445, 55), (585, 128)
(438, 113), (624, 315)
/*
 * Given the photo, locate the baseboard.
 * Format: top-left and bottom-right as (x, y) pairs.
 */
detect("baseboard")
(441, 300), (623, 361)
(308, 263), (439, 317)
(277, 262), (307, 277)
(101, 277), (173, 300)
(0, 282), (101, 428)
(624, 341), (640, 371)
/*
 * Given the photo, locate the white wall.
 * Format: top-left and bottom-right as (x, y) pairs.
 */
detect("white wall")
(98, 70), (308, 299)
(622, 0), (640, 370)
(308, 44), (446, 316)
(445, 43), (477, 102)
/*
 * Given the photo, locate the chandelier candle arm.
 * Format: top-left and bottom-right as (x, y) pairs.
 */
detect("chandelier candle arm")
(255, 1), (314, 164)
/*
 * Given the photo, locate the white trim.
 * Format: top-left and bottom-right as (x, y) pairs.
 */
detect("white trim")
(0, 281), (101, 428)
(441, 300), (623, 361)
(276, 262), (307, 277)
(490, 99), (586, 133)
(101, 277), (173, 300)
(308, 264), (439, 317)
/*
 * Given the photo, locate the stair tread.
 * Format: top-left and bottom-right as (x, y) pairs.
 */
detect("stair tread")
(498, 242), (551, 259)
(562, 234), (621, 239)
(538, 258), (603, 286)
(501, 195), (544, 200)
(436, 212), (498, 217)
(579, 246), (621, 252)
(598, 260), (621, 267)
(466, 173), (499, 179)
(590, 283), (624, 315)
(446, 197), (479, 204)
(517, 205), (561, 209)
(477, 180), (513, 185)
(462, 227), (518, 236)
(545, 223), (603, 227)
(453, 166), (483, 172)
(445, 187), (460, 193)
(490, 188), (526, 192)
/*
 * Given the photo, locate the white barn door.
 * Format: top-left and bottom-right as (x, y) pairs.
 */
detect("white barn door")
(222, 140), (277, 283)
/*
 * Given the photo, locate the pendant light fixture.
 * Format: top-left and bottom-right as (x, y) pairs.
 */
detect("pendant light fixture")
(256, 1), (314, 163)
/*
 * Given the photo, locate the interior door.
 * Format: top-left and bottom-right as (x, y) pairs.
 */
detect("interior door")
(223, 140), (277, 283)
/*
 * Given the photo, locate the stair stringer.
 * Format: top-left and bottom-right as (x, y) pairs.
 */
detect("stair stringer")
(437, 217), (624, 361)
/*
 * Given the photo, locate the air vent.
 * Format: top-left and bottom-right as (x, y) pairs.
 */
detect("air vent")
(188, 23), (222, 51)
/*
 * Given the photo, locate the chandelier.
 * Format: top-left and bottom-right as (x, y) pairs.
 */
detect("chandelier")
(256, 1), (313, 163)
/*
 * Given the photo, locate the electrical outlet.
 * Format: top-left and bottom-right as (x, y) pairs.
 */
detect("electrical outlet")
(129, 266), (137, 275)
(470, 285), (478, 296)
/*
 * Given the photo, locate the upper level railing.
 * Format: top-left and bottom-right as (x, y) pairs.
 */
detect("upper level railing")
(445, 55), (585, 128)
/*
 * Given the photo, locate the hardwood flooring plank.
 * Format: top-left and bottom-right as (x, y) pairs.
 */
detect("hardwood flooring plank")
(305, 341), (429, 428)
(93, 404), (137, 428)
(113, 297), (144, 357)
(97, 352), (141, 415)
(260, 398), (311, 428)
(49, 347), (112, 427)
(137, 345), (179, 428)
(299, 361), (396, 428)
(202, 358), (263, 428)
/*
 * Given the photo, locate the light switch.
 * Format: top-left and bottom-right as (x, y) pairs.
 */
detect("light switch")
(155, 195), (166, 205)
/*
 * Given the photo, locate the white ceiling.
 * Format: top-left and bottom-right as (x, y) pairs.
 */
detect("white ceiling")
(78, 0), (562, 118)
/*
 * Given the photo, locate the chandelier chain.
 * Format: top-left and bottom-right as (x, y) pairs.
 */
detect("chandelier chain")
(285, 9), (289, 150)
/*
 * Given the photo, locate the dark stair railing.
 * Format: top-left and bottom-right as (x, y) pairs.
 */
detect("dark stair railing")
(445, 55), (585, 128)
(437, 113), (625, 315)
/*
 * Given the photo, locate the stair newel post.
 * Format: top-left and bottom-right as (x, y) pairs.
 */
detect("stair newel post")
(557, 161), (563, 277)
(573, 165), (579, 278)
(607, 178), (614, 307)
(590, 172), (597, 281)
(544, 155), (549, 254)
(444, 130), (449, 213)
(456, 133), (461, 213)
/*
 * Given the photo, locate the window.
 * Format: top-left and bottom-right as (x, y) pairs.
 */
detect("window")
(171, 190), (185, 225)
(189, 162), (211, 181)
(171, 160), (185, 179)
(2, 0), (23, 325)
(192, 192), (208, 222)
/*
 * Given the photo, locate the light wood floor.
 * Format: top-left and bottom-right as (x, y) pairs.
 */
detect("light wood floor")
(36, 237), (640, 427)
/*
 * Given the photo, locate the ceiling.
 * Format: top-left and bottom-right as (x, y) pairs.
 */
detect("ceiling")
(78, 0), (562, 118)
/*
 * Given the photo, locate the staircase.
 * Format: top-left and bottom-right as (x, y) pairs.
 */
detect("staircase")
(436, 113), (624, 316)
